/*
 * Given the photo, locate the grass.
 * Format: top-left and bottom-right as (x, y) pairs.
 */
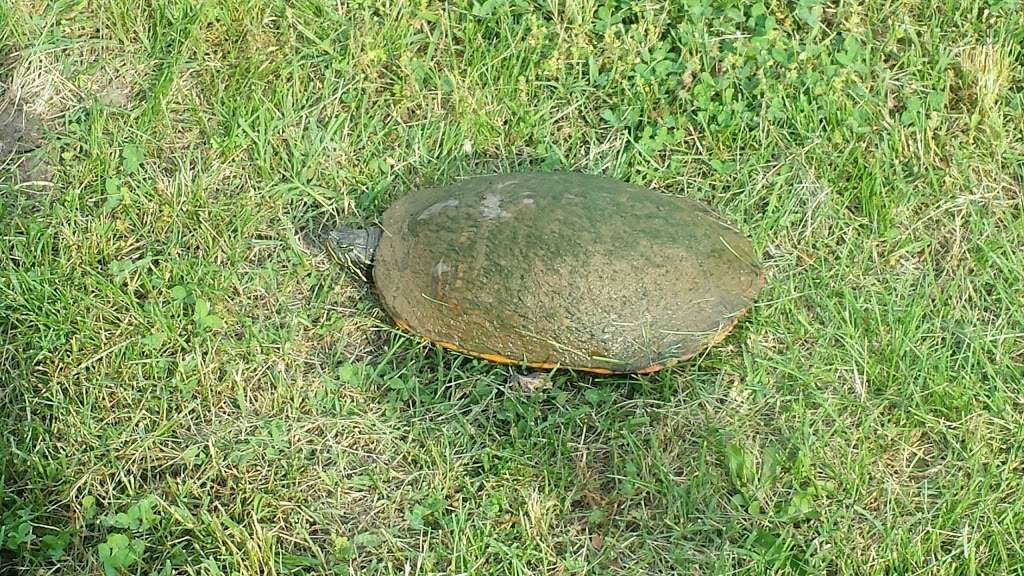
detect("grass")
(1, 0), (1023, 573)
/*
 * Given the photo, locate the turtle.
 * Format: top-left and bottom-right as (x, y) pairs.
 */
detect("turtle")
(319, 172), (764, 374)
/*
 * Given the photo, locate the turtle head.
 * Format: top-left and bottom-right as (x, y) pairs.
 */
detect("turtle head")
(324, 226), (383, 268)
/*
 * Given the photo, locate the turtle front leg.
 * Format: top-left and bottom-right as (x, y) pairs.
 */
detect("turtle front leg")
(507, 370), (553, 393)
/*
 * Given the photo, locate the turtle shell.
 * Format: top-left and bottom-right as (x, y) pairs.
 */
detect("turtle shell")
(373, 172), (764, 374)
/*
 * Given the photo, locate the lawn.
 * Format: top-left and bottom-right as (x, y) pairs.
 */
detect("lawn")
(2, 0), (1023, 574)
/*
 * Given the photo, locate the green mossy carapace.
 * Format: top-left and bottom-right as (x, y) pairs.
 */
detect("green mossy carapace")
(366, 172), (764, 374)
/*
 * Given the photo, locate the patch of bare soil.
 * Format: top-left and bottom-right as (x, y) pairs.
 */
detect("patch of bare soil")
(0, 97), (42, 155)
(1, 93), (54, 203)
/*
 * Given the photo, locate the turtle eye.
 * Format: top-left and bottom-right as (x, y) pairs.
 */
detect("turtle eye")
(323, 242), (341, 261)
